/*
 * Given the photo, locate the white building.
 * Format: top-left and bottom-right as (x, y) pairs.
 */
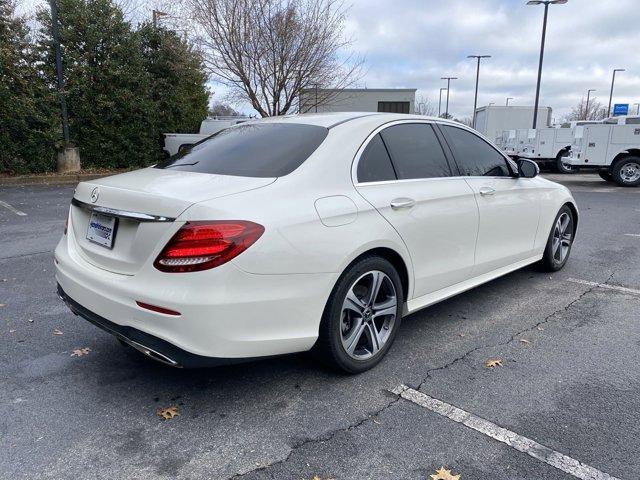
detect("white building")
(299, 88), (417, 114)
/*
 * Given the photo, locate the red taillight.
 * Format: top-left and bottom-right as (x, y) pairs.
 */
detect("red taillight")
(154, 221), (264, 273)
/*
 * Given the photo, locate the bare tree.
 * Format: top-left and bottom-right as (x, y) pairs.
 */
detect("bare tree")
(414, 95), (437, 116)
(564, 97), (608, 122)
(186, 0), (363, 117)
(209, 101), (242, 117)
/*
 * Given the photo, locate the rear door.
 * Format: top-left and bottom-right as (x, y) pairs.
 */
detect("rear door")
(439, 125), (540, 275)
(354, 122), (478, 299)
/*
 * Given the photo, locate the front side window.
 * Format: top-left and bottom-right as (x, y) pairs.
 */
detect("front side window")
(380, 123), (452, 180)
(441, 126), (510, 177)
(156, 123), (328, 178)
(357, 134), (397, 183)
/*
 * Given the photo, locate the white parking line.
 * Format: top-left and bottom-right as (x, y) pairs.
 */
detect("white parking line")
(624, 234), (640, 237)
(567, 278), (640, 296)
(0, 200), (27, 216)
(391, 385), (620, 480)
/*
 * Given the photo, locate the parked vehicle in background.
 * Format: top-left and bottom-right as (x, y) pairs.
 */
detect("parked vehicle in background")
(474, 105), (552, 144)
(519, 121), (602, 173)
(55, 112), (578, 373)
(163, 116), (249, 156)
(565, 120), (640, 186)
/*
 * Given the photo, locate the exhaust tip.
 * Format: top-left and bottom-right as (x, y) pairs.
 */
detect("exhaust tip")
(119, 335), (182, 368)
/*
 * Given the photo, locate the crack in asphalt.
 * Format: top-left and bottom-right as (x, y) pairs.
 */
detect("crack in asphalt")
(411, 271), (616, 393)
(226, 272), (615, 478)
(228, 395), (403, 479)
(0, 250), (53, 261)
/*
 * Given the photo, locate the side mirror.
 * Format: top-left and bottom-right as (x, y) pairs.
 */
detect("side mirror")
(516, 158), (539, 178)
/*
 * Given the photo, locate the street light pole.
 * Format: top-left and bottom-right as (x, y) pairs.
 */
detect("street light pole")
(441, 77), (457, 118)
(527, 0), (567, 129)
(585, 89), (595, 120)
(608, 69), (625, 116)
(467, 55), (491, 128)
(506, 97), (514, 106)
(49, 0), (70, 147)
(438, 87), (447, 117)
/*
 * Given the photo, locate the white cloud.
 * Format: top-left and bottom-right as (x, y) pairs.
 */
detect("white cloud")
(343, 0), (640, 121)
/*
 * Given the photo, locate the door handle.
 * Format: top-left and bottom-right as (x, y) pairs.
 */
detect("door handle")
(390, 198), (416, 210)
(479, 187), (496, 196)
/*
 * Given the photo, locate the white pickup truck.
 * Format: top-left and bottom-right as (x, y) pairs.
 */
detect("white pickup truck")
(163, 117), (249, 156)
(517, 121), (602, 173)
(564, 115), (640, 186)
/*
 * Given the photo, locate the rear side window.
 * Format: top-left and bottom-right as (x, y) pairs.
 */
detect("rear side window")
(357, 134), (397, 183)
(155, 123), (328, 177)
(441, 126), (510, 177)
(380, 123), (451, 179)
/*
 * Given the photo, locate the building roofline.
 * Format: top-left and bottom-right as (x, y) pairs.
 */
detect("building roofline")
(300, 88), (417, 93)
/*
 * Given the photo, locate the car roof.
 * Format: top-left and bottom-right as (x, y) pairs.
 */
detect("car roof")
(248, 112), (458, 129)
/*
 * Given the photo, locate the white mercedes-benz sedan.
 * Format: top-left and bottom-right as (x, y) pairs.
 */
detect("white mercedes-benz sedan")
(55, 112), (578, 373)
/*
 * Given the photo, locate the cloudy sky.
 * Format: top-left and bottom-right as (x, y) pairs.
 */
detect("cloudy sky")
(341, 0), (640, 121)
(20, 0), (640, 121)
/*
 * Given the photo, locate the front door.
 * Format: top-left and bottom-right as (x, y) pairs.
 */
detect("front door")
(439, 125), (540, 275)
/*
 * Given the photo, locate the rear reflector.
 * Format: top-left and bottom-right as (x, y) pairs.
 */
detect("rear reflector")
(154, 221), (264, 273)
(136, 301), (181, 316)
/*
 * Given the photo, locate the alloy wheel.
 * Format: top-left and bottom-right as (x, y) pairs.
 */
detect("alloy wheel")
(340, 270), (398, 360)
(552, 212), (573, 264)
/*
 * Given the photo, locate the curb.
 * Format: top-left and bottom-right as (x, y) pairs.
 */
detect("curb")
(0, 173), (110, 187)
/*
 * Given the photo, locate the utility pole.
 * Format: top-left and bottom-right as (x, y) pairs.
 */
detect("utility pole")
(49, 0), (69, 147)
(527, 0), (567, 128)
(438, 87), (447, 117)
(152, 9), (168, 27)
(467, 55), (491, 128)
(585, 89), (596, 120)
(441, 77), (457, 118)
(608, 69), (625, 116)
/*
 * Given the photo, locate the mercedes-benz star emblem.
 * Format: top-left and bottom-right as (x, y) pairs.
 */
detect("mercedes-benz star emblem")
(90, 187), (100, 203)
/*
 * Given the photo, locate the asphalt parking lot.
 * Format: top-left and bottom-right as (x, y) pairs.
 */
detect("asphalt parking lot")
(2, 173), (639, 480)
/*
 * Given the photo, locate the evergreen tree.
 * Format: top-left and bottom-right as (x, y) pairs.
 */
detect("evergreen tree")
(138, 23), (209, 143)
(0, 0), (57, 174)
(36, 0), (158, 169)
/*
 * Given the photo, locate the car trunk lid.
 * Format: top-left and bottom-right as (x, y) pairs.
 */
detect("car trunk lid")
(69, 168), (275, 275)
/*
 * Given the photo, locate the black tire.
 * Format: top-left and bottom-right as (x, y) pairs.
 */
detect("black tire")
(539, 205), (575, 272)
(314, 255), (403, 373)
(556, 152), (578, 174)
(598, 169), (614, 182)
(611, 156), (640, 187)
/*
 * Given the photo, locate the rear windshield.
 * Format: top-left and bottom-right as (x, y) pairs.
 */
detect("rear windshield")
(155, 123), (328, 177)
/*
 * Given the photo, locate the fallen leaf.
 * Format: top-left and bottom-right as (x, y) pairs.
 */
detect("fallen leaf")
(484, 358), (503, 368)
(459, 333), (465, 337)
(9, 329), (16, 333)
(27, 319), (33, 323)
(157, 406), (179, 420)
(53, 329), (63, 336)
(519, 338), (531, 345)
(430, 467), (461, 480)
(71, 347), (91, 357)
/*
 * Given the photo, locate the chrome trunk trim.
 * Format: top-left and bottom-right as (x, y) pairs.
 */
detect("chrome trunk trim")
(71, 197), (175, 222)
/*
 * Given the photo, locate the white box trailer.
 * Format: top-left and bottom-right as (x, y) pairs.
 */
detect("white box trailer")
(565, 121), (640, 186)
(474, 105), (552, 143)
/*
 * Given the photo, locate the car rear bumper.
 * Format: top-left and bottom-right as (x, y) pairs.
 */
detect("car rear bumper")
(57, 284), (263, 368)
(54, 234), (336, 364)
